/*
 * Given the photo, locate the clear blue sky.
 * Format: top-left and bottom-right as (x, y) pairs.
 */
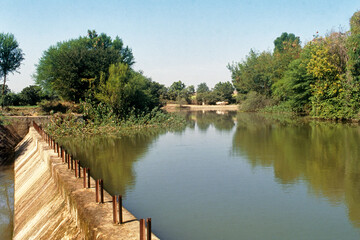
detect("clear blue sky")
(1, 0), (359, 92)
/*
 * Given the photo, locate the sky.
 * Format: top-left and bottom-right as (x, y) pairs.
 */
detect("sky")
(1, 0), (359, 93)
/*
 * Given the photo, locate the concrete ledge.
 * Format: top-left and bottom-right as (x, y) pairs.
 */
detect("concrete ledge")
(14, 127), (159, 239)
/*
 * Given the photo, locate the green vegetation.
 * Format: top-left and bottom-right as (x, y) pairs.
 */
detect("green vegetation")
(0, 84), (53, 107)
(34, 30), (134, 101)
(0, 33), (24, 108)
(26, 30), (186, 136)
(228, 10), (360, 120)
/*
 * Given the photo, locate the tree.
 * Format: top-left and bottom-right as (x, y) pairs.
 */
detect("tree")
(213, 81), (234, 102)
(306, 34), (353, 119)
(347, 10), (360, 106)
(168, 80), (186, 101)
(34, 30), (134, 102)
(196, 82), (210, 104)
(95, 63), (163, 119)
(274, 32), (300, 53)
(228, 50), (274, 96)
(0, 33), (24, 108)
(197, 82), (209, 93)
(18, 85), (44, 106)
(272, 32), (301, 83)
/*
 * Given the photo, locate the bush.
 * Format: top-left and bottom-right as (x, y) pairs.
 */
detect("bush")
(39, 100), (78, 114)
(240, 91), (272, 112)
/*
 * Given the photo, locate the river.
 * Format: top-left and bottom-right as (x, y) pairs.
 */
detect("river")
(60, 111), (360, 239)
(0, 164), (14, 240)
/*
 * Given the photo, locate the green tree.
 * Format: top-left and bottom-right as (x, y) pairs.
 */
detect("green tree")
(307, 34), (352, 119)
(347, 11), (360, 108)
(34, 30), (134, 102)
(95, 63), (162, 119)
(197, 82), (210, 93)
(18, 85), (44, 106)
(196, 82), (210, 104)
(274, 32), (300, 53)
(0, 85), (22, 106)
(213, 81), (234, 102)
(0, 33), (24, 108)
(228, 50), (274, 96)
(168, 80), (186, 101)
(272, 32), (301, 83)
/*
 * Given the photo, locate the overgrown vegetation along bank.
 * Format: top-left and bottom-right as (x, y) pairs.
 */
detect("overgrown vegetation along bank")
(44, 108), (186, 138)
(228, 10), (360, 120)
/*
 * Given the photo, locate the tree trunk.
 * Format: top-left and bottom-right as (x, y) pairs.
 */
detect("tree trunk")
(1, 74), (6, 109)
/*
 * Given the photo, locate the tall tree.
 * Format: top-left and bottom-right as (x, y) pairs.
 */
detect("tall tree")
(213, 81), (234, 102)
(274, 32), (300, 53)
(196, 82), (210, 93)
(34, 30), (134, 102)
(0, 33), (24, 108)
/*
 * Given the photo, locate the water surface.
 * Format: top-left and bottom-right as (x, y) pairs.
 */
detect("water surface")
(0, 164), (14, 240)
(61, 112), (360, 240)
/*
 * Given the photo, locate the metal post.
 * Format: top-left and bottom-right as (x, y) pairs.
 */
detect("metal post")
(70, 156), (73, 170)
(95, 179), (99, 203)
(75, 160), (78, 178)
(112, 196), (117, 224)
(147, 218), (152, 240)
(83, 168), (87, 188)
(100, 179), (104, 204)
(119, 195), (123, 224)
(87, 168), (91, 188)
(140, 219), (145, 240)
(67, 154), (70, 169)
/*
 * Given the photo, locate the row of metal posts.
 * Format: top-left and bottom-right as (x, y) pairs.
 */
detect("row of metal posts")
(32, 122), (153, 240)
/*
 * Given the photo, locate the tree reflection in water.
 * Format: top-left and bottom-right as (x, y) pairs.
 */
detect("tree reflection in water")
(232, 113), (360, 228)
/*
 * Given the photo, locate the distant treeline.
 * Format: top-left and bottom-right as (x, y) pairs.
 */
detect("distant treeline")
(0, 84), (52, 106)
(228, 10), (360, 119)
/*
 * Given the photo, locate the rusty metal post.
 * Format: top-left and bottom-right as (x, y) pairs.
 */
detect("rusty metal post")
(75, 160), (78, 177)
(95, 179), (99, 203)
(83, 168), (87, 188)
(87, 168), (91, 188)
(78, 161), (81, 178)
(112, 196), (117, 224)
(100, 179), (104, 204)
(140, 219), (145, 240)
(147, 218), (152, 240)
(70, 156), (73, 170)
(67, 154), (70, 169)
(118, 195), (123, 224)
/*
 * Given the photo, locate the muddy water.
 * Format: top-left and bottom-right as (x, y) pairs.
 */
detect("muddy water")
(0, 164), (14, 240)
(61, 112), (360, 240)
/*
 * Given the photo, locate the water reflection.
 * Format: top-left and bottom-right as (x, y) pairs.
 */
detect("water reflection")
(0, 164), (14, 240)
(60, 131), (162, 196)
(59, 111), (237, 196)
(181, 111), (237, 132)
(232, 113), (360, 227)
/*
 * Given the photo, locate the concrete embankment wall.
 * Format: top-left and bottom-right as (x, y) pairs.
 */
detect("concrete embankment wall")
(14, 127), (159, 240)
(0, 116), (50, 165)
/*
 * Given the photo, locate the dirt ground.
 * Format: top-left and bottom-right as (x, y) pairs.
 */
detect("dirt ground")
(162, 103), (239, 112)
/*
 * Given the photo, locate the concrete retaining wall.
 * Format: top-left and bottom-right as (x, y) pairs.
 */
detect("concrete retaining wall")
(14, 127), (159, 239)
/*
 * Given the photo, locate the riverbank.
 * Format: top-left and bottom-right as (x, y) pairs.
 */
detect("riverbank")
(163, 103), (239, 112)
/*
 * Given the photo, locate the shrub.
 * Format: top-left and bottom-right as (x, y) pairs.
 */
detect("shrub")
(240, 91), (272, 112)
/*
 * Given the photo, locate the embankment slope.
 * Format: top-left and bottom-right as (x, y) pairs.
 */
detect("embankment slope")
(14, 127), (159, 239)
